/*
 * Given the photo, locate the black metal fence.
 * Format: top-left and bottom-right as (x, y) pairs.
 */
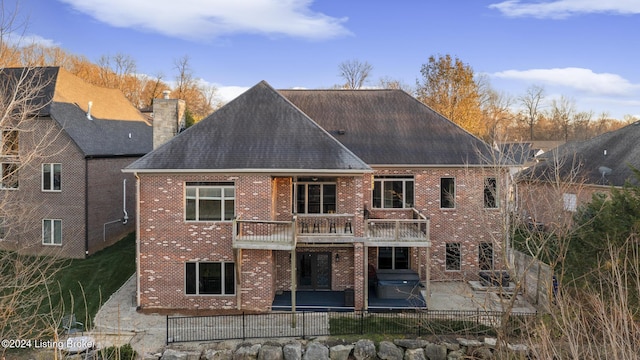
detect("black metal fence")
(166, 310), (536, 344)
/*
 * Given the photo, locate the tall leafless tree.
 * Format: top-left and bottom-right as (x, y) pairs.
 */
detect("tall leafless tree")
(338, 59), (373, 89)
(519, 85), (545, 140)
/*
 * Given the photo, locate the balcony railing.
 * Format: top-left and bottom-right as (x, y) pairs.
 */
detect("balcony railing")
(233, 218), (295, 250)
(233, 209), (430, 249)
(296, 214), (354, 236)
(365, 209), (429, 244)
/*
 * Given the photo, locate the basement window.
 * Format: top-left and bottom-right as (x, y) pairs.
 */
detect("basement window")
(445, 243), (461, 271)
(185, 262), (235, 295)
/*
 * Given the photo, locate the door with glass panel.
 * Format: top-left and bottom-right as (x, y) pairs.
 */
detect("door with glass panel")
(297, 252), (331, 290)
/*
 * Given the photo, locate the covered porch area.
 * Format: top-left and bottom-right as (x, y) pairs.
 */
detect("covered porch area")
(271, 288), (426, 312)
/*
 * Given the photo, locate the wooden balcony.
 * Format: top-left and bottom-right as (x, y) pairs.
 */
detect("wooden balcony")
(296, 214), (355, 244)
(233, 210), (430, 250)
(365, 210), (430, 247)
(232, 219), (296, 250)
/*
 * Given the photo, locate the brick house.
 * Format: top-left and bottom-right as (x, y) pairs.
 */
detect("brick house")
(125, 81), (510, 312)
(516, 121), (640, 229)
(0, 67), (151, 258)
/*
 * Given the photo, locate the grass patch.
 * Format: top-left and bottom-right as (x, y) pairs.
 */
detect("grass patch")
(329, 313), (496, 337)
(50, 233), (136, 328)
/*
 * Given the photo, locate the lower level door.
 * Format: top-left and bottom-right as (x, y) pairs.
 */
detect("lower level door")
(297, 252), (331, 290)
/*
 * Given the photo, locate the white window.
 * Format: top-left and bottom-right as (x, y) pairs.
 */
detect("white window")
(185, 262), (235, 295)
(483, 177), (498, 208)
(1, 163), (19, 189)
(0, 217), (6, 240)
(373, 176), (414, 208)
(42, 219), (62, 245)
(2, 130), (19, 156)
(42, 163), (61, 191)
(563, 193), (577, 212)
(445, 243), (461, 271)
(440, 177), (455, 209)
(378, 247), (409, 269)
(296, 178), (337, 214)
(185, 182), (235, 221)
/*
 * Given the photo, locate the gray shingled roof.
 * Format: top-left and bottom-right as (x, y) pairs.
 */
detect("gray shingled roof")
(50, 103), (152, 157)
(521, 121), (640, 186)
(1, 67), (151, 157)
(126, 81), (371, 172)
(280, 89), (498, 166)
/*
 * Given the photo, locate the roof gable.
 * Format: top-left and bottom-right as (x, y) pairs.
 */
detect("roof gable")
(127, 81), (371, 172)
(1, 67), (151, 157)
(279, 89), (497, 166)
(523, 122), (640, 186)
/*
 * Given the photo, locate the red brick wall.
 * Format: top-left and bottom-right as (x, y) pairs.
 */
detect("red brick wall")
(86, 157), (138, 255)
(368, 168), (508, 281)
(137, 167), (508, 311)
(517, 180), (605, 230)
(0, 118), (87, 258)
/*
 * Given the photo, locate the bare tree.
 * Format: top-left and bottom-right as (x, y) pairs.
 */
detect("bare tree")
(0, 5), (70, 354)
(338, 59), (373, 89)
(519, 85), (545, 141)
(549, 95), (575, 142)
(478, 76), (514, 142)
(376, 76), (414, 93)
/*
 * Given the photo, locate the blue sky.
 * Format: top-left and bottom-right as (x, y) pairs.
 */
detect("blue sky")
(10, 0), (640, 119)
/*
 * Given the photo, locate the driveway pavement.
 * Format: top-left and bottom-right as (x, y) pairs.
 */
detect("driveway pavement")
(92, 275), (166, 356)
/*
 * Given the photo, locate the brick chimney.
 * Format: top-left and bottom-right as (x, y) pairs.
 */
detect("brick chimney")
(152, 90), (186, 149)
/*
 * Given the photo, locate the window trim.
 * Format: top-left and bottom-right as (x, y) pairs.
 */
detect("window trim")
(445, 242), (461, 271)
(185, 182), (235, 222)
(296, 179), (337, 214)
(372, 176), (415, 209)
(42, 163), (62, 192)
(1, 162), (19, 190)
(483, 177), (498, 209)
(185, 261), (236, 296)
(1, 130), (19, 157)
(440, 177), (456, 209)
(42, 219), (62, 246)
(478, 242), (494, 270)
(0, 217), (6, 240)
(563, 193), (577, 212)
(377, 246), (410, 270)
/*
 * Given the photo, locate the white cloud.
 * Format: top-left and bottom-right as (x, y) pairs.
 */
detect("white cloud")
(492, 67), (639, 96)
(4, 33), (59, 48)
(58, 0), (350, 40)
(489, 0), (640, 19)
(216, 85), (250, 103)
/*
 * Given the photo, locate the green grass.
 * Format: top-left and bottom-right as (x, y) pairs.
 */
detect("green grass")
(329, 314), (496, 337)
(50, 233), (136, 328)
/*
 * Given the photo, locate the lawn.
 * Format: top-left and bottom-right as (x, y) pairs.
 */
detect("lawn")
(50, 232), (136, 329)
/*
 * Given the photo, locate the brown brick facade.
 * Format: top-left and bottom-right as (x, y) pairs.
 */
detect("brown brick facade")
(137, 167), (508, 312)
(0, 117), (139, 258)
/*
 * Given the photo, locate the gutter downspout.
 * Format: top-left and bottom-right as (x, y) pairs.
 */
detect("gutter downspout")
(135, 172), (141, 309)
(123, 179), (129, 224)
(85, 158), (89, 256)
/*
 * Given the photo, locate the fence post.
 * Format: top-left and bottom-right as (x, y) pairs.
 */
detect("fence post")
(242, 312), (246, 340)
(166, 315), (169, 345)
(360, 311), (364, 335)
(302, 311), (306, 339)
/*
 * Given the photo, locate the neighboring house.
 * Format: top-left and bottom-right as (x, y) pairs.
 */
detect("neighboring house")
(125, 81), (511, 312)
(516, 121), (640, 229)
(0, 67), (152, 258)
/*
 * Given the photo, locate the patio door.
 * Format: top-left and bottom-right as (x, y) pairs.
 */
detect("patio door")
(297, 252), (331, 290)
